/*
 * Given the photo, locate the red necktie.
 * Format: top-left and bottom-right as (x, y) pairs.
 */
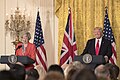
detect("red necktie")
(96, 40), (99, 55)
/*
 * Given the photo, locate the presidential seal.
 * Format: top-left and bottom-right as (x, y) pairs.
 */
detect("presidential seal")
(8, 55), (17, 64)
(82, 54), (92, 64)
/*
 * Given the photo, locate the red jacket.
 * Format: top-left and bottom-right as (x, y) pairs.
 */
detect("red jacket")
(16, 42), (36, 70)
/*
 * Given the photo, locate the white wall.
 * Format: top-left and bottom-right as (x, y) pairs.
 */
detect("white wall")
(0, 0), (58, 70)
(0, 0), (6, 70)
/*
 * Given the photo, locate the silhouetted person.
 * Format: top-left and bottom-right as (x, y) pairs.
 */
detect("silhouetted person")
(0, 70), (15, 80)
(26, 69), (39, 80)
(10, 64), (26, 80)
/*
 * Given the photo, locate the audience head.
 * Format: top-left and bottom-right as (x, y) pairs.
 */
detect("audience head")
(105, 63), (119, 80)
(0, 70), (15, 80)
(26, 69), (39, 80)
(95, 64), (110, 80)
(44, 71), (65, 80)
(64, 61), (84, 78)
(73, 68), (97, 80)
(34, 65), (46, 80)
(10, 64), (26, 80)
(47, 64), (64, 76)
(94, 27), (103, 39)
(72, 61), (85, 69)
(66, 68), (77, 80)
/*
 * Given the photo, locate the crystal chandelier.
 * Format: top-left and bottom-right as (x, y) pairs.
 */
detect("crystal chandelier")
(5, 7), (31, 45)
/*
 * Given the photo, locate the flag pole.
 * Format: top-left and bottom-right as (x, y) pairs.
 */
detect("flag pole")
(37, 7), (39, 12)
(68, 7), (71, 14)
(104, 6), (108, 16)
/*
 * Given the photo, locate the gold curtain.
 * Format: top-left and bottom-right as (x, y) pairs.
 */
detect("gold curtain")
(55, 0), (120, 67)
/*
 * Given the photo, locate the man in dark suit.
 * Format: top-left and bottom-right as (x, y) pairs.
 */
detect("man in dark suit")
(82, 27), (112, 62)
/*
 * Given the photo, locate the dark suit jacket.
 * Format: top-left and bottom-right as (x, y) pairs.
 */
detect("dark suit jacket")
(82, 37), (112, 59)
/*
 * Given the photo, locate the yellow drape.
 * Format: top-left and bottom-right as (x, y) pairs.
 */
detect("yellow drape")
(55, 0), (120, 67)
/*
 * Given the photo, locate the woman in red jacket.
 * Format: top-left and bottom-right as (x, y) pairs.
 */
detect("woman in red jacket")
(15, 32), (36, 70)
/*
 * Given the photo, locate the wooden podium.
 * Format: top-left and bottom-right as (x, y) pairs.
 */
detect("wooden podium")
(74, 54), (106, 69)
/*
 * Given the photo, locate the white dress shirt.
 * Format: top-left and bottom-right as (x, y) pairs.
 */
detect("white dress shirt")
(95, 37), (102, 48)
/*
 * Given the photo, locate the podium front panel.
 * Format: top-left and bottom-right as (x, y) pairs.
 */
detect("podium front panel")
(74, 55), (106, 69)
(0, 56), (35, 65)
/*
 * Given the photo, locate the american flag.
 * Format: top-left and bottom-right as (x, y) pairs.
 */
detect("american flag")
(33, 11), (47, 71)
(60, 9), (77, 66)
(103, 8), (117, 64)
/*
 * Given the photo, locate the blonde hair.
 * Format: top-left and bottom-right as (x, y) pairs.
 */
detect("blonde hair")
(94, 27), (103, 33)
(21, 32), (31, 40)
(25, 32), (31, 40)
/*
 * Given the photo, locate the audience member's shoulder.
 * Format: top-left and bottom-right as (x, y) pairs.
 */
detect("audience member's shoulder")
(0, 70), (16, 80)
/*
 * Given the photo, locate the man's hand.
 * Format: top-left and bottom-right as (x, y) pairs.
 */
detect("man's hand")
(104, 56), (108, 62)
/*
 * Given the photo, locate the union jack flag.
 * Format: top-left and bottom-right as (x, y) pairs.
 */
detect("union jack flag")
(33, 11), (47, 71)
(103, 8), (117, 64)
(60, 9), (77, 66)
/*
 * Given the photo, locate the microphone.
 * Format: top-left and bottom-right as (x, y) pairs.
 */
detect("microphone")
(22, 45), (25, 52)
